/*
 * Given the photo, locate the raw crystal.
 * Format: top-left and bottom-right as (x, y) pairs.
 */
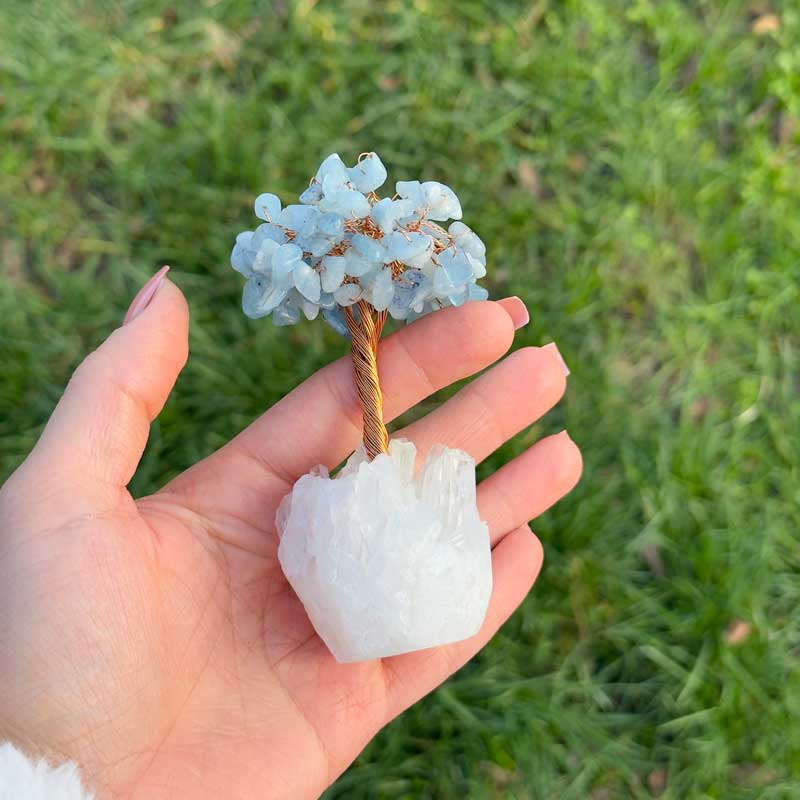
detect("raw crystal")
(351, 232), (385, 263)
(433, 263), (458, 297)
(277, 440), (492, 662)
(251, 239), (280, 275)
(467, 284), (489, 302)
(322, 307), (349, 336)
(251, 222), (287, 249)
(293, 261), (321, 303)
(320, 255), (347, 292)
(318, 212), (345, 239)
(395, 180), (424, 208)
(369, 267), (395, 311)
(382, 231), (434, 267)
(370, 197), (414, 235)
(277, 204), (316, 231)
(388, 269), (425, 320)
(347, 152), (388, 193)
(420, 181), (462, 221)
(437, 248), (473, 287)
(318, 291), (336, 310)
(273, 243), (303, 289)
(231, 232), (256, 276)
(254, 192), (281, 222)
(273, 296), (301, 326)
(319, 188), (371, 219)
(448, 221), (486, 264)
(299, 182), (324, 205)
(334, 282), (362, 306)
(344, 249), (375, 277)
(315, 153), (350, 188)
(242, 275), (288, 319)
(466, 253), (487, 280)
(299, 294), (321, 321)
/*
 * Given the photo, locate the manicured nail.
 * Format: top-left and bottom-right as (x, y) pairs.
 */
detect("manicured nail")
(497, 296), (529, 330)
(124, 266), (170, 325)
(542, 342), (570, 376)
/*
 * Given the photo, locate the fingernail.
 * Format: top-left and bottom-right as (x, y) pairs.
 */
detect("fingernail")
(542, 342), (570, 376)
(497, 296), (529, 330)
(124, 266), (170, 325)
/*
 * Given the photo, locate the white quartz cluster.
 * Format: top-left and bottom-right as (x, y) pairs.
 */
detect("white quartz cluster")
(277, 439), (492, 662)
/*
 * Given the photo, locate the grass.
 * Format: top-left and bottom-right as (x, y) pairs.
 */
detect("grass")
(1, 0), (799, 796)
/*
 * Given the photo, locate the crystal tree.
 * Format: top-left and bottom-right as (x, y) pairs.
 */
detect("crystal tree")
(231, 152), (488, 459)
(231, 153), (493, 661)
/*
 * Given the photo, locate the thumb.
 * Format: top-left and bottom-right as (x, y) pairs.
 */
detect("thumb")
(31, 267), (189, 501)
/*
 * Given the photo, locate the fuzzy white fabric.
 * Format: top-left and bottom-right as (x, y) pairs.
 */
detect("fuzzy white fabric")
(0, 743), (93, 800)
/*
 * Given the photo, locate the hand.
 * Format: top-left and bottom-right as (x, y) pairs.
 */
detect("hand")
(0, 273), (581, 799)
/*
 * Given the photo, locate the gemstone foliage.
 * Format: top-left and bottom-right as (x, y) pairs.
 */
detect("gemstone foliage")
(231, 152), (488, 335)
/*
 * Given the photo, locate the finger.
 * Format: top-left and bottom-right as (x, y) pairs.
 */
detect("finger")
(397, 343), (568, 465)
(382, 524), (543, 718)
(175, 300), (518, 498)
(477, 431), (583, 546)
(28, 270), (189, 502)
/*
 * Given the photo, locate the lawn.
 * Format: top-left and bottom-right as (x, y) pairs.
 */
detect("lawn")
(1, 1), (799, 797)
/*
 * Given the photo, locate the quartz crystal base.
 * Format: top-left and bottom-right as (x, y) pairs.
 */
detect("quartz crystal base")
(276, 440), (493, 663)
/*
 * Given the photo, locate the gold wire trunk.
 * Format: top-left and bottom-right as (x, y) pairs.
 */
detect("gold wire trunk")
(344, 300), (389, 460)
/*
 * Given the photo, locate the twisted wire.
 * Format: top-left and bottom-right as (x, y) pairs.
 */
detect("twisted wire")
(344, 301), (389, 460)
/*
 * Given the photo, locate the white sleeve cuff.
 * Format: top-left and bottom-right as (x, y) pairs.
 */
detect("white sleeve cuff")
(0, 742), (94, 800)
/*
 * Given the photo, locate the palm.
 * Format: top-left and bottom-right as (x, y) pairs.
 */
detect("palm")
(136, 488), (392, 798)
(0, 282), (580, 799)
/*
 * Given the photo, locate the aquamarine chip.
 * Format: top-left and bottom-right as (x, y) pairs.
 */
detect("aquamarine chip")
(347, 152), (388, 193)
(254, 192), (281, 222)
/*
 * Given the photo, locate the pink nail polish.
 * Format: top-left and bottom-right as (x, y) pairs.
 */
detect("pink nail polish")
(542, 342), (570, 376)
(498, 296), (530, 330)
(123, 266), (170, 325)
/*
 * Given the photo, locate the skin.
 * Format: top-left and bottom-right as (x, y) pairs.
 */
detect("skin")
(0, 280), (582, 799)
